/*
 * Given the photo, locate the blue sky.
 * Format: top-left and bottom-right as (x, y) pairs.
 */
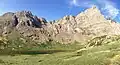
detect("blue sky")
(0, 0), (120, 22)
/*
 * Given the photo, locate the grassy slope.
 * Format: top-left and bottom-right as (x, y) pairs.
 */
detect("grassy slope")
(0, 35), (120, 65)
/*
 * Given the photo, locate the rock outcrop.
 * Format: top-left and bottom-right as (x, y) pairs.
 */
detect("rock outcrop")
(0, 6), (120, 43)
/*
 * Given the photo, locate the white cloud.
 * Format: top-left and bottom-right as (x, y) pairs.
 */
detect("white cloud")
(70, 0), (77, 6)
(99, 0), (120, 19)
(70, 0), (120, 19)
(70, 0), (94, 8)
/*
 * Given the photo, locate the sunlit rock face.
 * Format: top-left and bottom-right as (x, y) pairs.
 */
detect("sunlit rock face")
(0, 6), (120, 43)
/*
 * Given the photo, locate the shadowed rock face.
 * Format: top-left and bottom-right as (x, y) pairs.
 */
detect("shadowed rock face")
(12, 15), (18, 27)
(0, 6), (120, 43)
(1, 11), (47, 28)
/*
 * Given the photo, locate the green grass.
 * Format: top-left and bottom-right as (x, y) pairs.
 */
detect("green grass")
(0, 36), (85, 55)
(0, 35), (120, 65)
(0, 43), (120, 65)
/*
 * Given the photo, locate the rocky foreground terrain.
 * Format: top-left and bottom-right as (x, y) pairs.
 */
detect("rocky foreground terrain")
(0, 6), (120, 65)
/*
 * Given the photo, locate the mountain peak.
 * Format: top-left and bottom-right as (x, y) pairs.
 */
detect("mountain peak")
(85, 5), (100, 13)
(91, 5), (97, 9)
(75, 5), (106, 26)
(15, 11), (33, 17)
(2, 12), (14, 17)
(0, 6), (120, 43)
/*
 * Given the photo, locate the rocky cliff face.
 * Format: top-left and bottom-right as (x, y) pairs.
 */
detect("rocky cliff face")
(0, 6), (120, 43)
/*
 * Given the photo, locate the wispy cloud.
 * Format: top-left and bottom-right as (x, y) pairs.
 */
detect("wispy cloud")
(70, 0), (95, 8)
(99, 0), (119, 19)
(69, 0), (120, 19)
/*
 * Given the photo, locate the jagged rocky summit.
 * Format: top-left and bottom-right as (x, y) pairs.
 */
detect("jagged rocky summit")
(0, 6), (120, 43)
